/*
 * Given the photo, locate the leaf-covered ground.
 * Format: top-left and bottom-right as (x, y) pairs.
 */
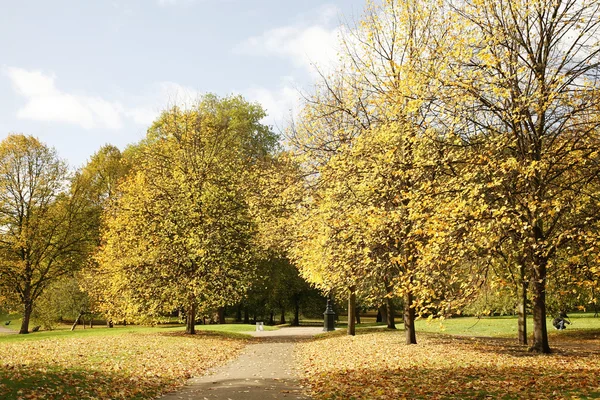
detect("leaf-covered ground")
(297, 329), (600, 399)
(0, 331), (246, 399)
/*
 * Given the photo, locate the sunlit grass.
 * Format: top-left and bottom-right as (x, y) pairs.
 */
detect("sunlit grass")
(327, 312), (600, 339)
(0, 322), (278, 343)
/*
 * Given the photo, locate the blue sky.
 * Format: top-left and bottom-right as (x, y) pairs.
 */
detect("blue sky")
(0, 0), (365, 168)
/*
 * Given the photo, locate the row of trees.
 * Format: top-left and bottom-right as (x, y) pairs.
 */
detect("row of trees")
(1, 0), (599, 356)
(0, 95), (307, 334)
(283, 0), (600, 353)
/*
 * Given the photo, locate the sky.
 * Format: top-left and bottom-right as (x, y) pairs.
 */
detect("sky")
(0, 0), (365, 168)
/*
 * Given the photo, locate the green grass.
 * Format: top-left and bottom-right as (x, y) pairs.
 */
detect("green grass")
(0, 313), (21, 331)
(0, 322), (278, 343)
(318, 312), (599, 339)
(415, 312), (599, 337)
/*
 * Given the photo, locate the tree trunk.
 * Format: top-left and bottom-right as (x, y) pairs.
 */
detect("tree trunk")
(347, 287), (356, 336)
(279, 308), (286, 325)
(378, 305), (388, 324)
(293, 297), (300, 326)
(186, 303), (196, 334)
(244, 307), (249, 324)
(404, 291), (417, 344)
(591, 287), (598, 317)
(71, 312), (83, 331)
(383, 279), (396, 329)
(217, 306), (225, 324)
(386, 297), (396, 329)
(355, 307), (361, 324)
(269, 311), (275, 325)
(235, 304), (242, 322)
(530, 258), (550, 353)
(518, 265), (528, 345)
(20, 300), (33, 334)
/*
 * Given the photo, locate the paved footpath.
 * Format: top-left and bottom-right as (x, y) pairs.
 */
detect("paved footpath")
(0, 325), (16, 334)
(159, 327), (324, 400)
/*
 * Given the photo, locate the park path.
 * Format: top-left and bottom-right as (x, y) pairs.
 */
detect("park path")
(158, 327), (324, 400)
(0, 325), (16, 334)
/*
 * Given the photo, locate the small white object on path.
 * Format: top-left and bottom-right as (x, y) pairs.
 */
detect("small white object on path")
(159, 326), (324, 400)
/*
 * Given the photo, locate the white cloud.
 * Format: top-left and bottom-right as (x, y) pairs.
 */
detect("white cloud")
(2, 67), (207, 130)
(125, 107), (159, 126)
(234, 5), (344, 76)
(4, 67), (124, 130)
(244, 78), (302, 129)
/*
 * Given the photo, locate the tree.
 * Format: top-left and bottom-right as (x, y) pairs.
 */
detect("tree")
(94, 95), (277, 333)
(288, 0), (475, 341)
(0, 134), (95, 334)
(33, 275), (91, 330)
(76, 145), (131, 326)
(437, 0), (600, 352)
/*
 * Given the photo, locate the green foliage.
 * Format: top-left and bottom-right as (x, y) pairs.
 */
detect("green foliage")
(32, 276), (91, 330)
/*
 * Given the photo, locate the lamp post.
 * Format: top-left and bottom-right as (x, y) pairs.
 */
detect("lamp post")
(323, 297), (336, 332)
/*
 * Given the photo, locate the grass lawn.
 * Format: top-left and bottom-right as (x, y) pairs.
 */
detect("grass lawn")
(0, 321), (278, 342)
(0, 322), (277, 399)
(415, 313), (599, 337)
(331, 313), (599, 337)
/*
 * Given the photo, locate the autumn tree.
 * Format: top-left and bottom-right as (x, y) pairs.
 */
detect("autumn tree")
(0, 134), (95, 333)
(436, 0), (600, 352)
(95, 95), (277, 333)
(76, 145), (131, 326)
(288, 0), (474, 341)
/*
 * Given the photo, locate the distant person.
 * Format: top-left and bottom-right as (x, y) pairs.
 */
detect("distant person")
(552, 311), (570, 330)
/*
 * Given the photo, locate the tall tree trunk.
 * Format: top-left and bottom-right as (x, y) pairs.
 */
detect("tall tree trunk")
(244, 307), (249, 324)
(355, 307), (361, 324)
(293, 296), (300, 326)
(347, 287), (356, 336)
(279, 308), (286, 325)
(378, 305), (388, 324)
(20, 300), (32, 334)
(383, 279), (396, 329)
(235, 304), (242, 322)
(269, 311), (275, 325)
(386, 297), (396, 329)
(404, 290), (417, 344)
(186, 303), (196, 334)
(518, 264), (528, 345)
(71, 312), (83, 331)
(530, 257), (550, 353)
(217, 306), (225, 324)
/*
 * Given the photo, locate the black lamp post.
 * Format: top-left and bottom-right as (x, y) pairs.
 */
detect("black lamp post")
(323, 298), (336, 331)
